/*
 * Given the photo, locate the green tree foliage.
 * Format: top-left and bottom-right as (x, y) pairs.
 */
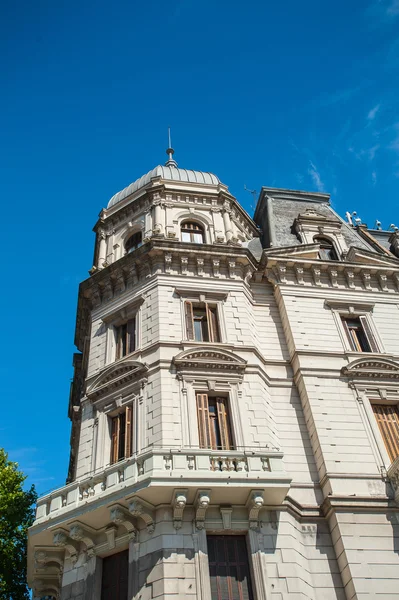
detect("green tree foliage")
(0, 448), (37, 600)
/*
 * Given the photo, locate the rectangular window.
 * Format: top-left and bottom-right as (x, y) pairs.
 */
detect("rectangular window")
(372, 404), (399, 463)
(185, 301), (220, 342)
(115, 318), (136, 359)
(101, 550), (128, 600)
(207, 536), (254, 600)
(197, 393), (233, 450)
(110, 406), (132, 464)
(341, 316), (378, 352)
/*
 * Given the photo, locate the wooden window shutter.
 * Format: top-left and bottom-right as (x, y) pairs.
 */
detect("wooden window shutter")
(111, 416), (120, 464)
(127, 318), (136, 354)
(341, 318), (357, 351)
(206, 304), (220, 343)
(115, 326), (122, 359)
(373, 404), (399, 462)
(216, 397), (232, 450)
(197, 393), (211, 448)
(185, 301), (195, 340)
(124, 405), (133, 458)
(359, 316), (379, 352)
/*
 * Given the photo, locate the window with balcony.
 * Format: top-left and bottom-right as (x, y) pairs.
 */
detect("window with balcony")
(125, 231), (142, 253)
(110, 406), (132, 464)
(207, 536), (254, 600)
(197, 393), (233, 450)
(341, 316), (379, 352)
(101, 549), (128, 600)
(372, 404), (399, 463)
(115, 318), (136, 360)
(181, 221), (204, 243)
(314, 235), (339, 260)
(185, 301), (220, 342)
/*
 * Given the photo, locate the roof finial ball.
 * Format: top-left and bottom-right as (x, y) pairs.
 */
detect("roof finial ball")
(165, 126), (178, 168)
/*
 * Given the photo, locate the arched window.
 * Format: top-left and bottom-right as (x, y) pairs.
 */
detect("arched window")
(314, 236), (338, 261)
(181, 221), (204, 243)
(125, 231), (142, 253)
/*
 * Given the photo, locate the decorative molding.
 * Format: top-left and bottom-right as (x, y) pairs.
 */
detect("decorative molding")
(247, 490), (264, 530)
(52, 530), (79, 562)
(172, 489), (188, 529)
(195, 490), (211, 530)
(86, 359), (149, 399)
(220, 506), (233, 530)
(129, 499), (155, 534)
(68, 522), (96, 554)
(341, 358), (399, 379)
(109, 505), (137, 540)
(173, 347), (247, 375)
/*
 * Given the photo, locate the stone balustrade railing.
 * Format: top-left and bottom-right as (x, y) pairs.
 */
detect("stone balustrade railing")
(35, 446), (283, 521)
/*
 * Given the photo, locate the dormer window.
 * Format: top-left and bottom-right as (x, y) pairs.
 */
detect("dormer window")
(314, 236), (338, 261)
(125, 231), (142, 253)
(181, 221), (204, 243)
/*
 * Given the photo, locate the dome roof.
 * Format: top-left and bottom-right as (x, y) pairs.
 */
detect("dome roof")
(107, 165), (222, 209)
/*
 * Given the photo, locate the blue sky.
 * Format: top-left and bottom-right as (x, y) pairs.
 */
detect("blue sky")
(1, 0), (398, 495)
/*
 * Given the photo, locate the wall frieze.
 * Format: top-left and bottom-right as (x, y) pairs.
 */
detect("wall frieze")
(265, 256), (399, 294)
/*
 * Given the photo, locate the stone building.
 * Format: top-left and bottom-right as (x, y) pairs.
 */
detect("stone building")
(28, 149), (399, 600)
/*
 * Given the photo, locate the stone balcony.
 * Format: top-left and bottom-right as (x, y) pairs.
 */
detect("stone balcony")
(34, 446), (291, 527)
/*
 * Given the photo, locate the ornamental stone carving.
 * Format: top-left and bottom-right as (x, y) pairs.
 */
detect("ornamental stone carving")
(195, 491), (211, 530)
(172, 489), (188, 530)
(342, 358), (399, 379)
(109, 504), (137, 539)
(129, 499), (155, 533)
(247, 490), (265, 530)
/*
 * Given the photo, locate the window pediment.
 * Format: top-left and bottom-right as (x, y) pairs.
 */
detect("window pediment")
(173, 347), (246, 374)
(87, 359), (148, 399)
(342, 357), (399, 379)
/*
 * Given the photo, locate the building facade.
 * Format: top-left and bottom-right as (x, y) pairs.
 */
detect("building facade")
(28, 150), (399, 600)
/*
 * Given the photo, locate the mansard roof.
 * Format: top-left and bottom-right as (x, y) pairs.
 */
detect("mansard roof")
(254, 187), (373, 253)
(107, 165), (222, 208)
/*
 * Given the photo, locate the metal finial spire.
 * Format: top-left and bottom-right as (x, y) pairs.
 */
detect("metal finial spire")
(165, 126), (178, 168)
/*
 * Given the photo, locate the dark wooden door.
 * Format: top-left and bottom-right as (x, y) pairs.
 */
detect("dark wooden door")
(101, 549), (128, 600)
(208, 536), (254, 600)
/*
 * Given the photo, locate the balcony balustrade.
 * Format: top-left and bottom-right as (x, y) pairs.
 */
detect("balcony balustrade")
(34, 446), (290, 523)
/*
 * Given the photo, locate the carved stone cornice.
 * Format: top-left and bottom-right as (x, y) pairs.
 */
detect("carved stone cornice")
(52, 530), (79, 562)
(109, 504), (138, 540)
(341, 358), (399, 379)
(68, 522), (96, 554)
(173, 347), (247, 377)
(86, 359), (149, 400)
(128, 499), (155, 534)
(265, 253), (399, 292)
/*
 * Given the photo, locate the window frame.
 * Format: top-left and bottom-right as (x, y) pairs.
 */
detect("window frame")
(125, 230), (143, 254)
(180, 221), (205, 244)
(177, 290), (227, 344)
(102, 297), (145, 365)
(115, 318), (137, 360)
(109, 404), (133, 465)
(340, 315), (378, 353)
(327, 301), (384, 355)
(196, 392), (234, 451)
(185, 301), (221, 343)
(313, 235), (339, 261)
(360, 392), (399, 468)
